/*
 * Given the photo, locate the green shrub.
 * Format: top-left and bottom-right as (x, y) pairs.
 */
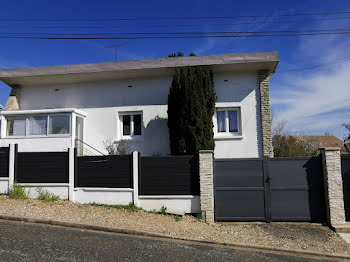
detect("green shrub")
(37, 189), (60, 202)
(9, 183), (28, 199)
(160, 205), (167, 215)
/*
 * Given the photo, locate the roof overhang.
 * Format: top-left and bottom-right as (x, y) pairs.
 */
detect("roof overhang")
(0, 51), (278, 86)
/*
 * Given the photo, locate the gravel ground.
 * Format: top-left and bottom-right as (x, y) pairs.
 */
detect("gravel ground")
(0, 195), (349, 256)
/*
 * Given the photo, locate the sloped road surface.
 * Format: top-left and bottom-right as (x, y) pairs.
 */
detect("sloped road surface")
(0, 220), (333, 262)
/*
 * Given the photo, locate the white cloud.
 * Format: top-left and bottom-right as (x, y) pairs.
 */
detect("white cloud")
(271, 36), (350, 139)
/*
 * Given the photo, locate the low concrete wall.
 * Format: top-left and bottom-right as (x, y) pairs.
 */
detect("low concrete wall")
(0, 178), (9, 194)
(19, 184), (69, 200)
(138, 195), (200, 214)
(73, 188), (133, 205)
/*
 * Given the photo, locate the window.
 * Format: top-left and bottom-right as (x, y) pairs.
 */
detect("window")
(120, 113), (142, 138)
(7, 118), (26, 136)
(215, 108), (241, 136)
(49, 114), (70, 134)
(5, 113), (71, 137)
(29, 116), (47, 135)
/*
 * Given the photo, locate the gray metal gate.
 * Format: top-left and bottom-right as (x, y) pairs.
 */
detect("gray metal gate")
(214, 156), (326, 222)
(342, 155), (350, 221)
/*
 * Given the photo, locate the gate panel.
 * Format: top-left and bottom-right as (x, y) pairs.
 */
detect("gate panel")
(268, 156), (326, 222)
(76, 155), (132, 188)
(342, 155), (350, 221)
(214, 159), (266, 221)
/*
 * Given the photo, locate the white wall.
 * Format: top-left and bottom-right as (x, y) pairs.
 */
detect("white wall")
(73, 188), (133, 205)
(0, 178), (9, 194)
(138, 196), (200, 214)
(0, 137), (71, 152)
(16, 184), (69, 199)
(13, 71), (262, 158)
(214, 71), (262, 158)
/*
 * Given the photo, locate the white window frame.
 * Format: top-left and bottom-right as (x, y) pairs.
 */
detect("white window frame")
(213, 107), (242, 139)
(118, 111), (143, 140)
(4, 113), (71, 138)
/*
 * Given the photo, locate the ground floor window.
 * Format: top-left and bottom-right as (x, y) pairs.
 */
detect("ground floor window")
(119, 112), (143, 138)
(214, 108), (241, 137)
(5, 113), (71, 137)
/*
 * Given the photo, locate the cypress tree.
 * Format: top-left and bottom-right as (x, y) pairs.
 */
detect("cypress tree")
(168, 66), (216, 155)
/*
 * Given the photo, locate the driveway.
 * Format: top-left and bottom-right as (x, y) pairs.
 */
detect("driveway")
(0, 220), (334, 262)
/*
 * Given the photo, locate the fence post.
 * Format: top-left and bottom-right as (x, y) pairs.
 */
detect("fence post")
(8, 144), (16, 191)
(199, 150), (215, 224)
(320, 147), (346, 227)
(68, 147), (75, 201)
(132, 151), (139, 207)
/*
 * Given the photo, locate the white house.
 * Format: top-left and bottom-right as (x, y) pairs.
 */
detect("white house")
(0, 52), (278, 158)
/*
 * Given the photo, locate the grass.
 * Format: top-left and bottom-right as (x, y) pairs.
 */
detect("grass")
(87, 202), (139, 212)
(37, 189), (60, 202)
(9, 183), (28, 199)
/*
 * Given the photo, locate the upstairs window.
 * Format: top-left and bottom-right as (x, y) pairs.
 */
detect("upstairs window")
(120, 112), (143, 138)
(215, 108), (241, 136)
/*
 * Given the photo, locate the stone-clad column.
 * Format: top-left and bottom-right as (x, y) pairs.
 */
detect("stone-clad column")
(259, 71), (274, 157)
(5, 85), (21, 110)
(199, 150), (214, 224)
(320, 147), (346, 226)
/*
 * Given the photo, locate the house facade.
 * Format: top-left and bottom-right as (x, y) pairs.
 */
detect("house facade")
(0, 52), (278, 158)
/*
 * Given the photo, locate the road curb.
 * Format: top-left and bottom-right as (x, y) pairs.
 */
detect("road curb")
(0, 214), (349, 261)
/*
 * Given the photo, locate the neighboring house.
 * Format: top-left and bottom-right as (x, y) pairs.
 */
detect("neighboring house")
(298, 134), (350, 155)
(0, 52), (278, 158)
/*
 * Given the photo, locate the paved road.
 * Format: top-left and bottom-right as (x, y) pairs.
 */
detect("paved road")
(0, 220), (334, 262)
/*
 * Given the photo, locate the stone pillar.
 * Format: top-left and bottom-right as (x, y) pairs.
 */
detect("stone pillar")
(320, 147), (346, 226)
(199, 150), (214, 224)
(259, 71), (273, 157)
(5, 85), (21, 110)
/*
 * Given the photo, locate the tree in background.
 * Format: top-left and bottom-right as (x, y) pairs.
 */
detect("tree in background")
(168, 66), (216, 155)
(168, 52), (197, 57)
(344, 123), (350, 140)
(272, 118), (318, 157)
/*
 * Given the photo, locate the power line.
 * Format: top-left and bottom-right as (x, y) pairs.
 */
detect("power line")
(1, 28), (350, 36)
(25, 16), (350, 30)
(277, 55), (350, 73)
(1, 31), (350, 40)
(1, 11), (350, 22)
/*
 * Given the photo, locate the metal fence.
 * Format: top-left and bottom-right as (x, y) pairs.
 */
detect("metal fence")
(75, 154), (132, 188)
(140, 156), (199, 195)
(16, 151), (69, 183)
(0, 147), (9, 177)
(342, 155), (350, 221)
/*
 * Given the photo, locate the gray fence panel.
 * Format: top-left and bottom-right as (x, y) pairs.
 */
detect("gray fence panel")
(268, 156), (326, 222)
(140, 156), (198, 195)
(214, 159), (266, 221)
(0, 147), (9, 177)
(342, 155), (350, 221)
(76, 155), (132, 188)
(16, 152), (69, 183)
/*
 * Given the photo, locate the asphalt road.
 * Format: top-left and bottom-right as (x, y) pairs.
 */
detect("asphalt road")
(0, 220), (334, 262)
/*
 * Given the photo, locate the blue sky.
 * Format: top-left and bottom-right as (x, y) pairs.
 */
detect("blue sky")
(0, 0), (349, 139)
